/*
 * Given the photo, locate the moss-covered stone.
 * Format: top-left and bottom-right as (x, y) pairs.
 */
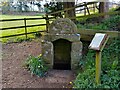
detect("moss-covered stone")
(42, 18), (83, 70)
(49, 18), (77, 34)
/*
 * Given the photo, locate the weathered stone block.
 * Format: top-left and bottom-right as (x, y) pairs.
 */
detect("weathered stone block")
(71, 42), (83, 67)
(42, 41), (53, 65)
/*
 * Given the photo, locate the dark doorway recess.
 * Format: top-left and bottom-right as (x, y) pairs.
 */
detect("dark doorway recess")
(53, 39), (71, 70)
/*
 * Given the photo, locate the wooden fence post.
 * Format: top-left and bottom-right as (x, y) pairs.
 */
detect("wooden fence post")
(64, 11), (68, 18)
(84, 5), (86, 16)
(46, 15), (49, 33)
(93, 3), (96, 13)
(84, 2), (90, 15)
(24, 18), (27, 39)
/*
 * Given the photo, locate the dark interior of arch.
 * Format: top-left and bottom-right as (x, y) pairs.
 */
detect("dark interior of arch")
(53, 39), (71, 70)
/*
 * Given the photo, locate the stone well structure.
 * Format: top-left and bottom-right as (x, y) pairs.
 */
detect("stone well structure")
(41, 18), (82, 70)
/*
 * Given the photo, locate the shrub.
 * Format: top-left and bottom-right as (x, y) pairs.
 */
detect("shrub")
(25, 54), (48, 77)
(77, 15), (120, 31)
(100, 15), (120, 31)
(73, 68), (96, 88)
(73, 68), (120, 89)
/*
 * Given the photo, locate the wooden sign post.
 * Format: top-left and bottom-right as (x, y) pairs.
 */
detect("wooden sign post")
(89, 33), (109, 85)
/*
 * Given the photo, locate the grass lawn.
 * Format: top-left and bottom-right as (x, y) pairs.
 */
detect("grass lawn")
(0, 15), (46, 43)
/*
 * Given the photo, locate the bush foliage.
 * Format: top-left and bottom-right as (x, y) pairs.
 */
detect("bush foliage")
(77, 15), (120, 31)
(73, 39), (120, 89)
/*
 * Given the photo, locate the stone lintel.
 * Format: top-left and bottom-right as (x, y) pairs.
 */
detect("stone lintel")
(43, 34), (81, 42)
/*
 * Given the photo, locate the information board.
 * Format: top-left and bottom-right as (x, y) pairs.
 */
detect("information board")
(89, 33), (108, 51)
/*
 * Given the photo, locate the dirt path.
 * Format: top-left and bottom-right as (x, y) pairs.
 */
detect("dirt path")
(2, 39), (75, 88)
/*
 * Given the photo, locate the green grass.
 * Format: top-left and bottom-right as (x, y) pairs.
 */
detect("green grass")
(0, 15), (44, 19)
(0, 15), (46, 43)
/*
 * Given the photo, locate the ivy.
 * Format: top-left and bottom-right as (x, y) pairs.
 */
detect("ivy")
(73, 39), (120, 89)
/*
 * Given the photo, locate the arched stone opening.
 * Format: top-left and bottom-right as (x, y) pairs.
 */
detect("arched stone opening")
(53, 39), (71, 70)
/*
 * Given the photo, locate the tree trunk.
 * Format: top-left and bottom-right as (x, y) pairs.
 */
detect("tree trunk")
(63, 2), (76, 22)
(99, 2), (109, 19)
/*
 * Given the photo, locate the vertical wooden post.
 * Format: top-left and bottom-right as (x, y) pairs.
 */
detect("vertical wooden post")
(84, 5), (86, 16)
(93, 3), (95, 13)
(46, 14), (49, 33)
(24, 18), (27, 39)
(85, 3), (90, 15)
(95, 51), (101, 85)
(64, 11), (68, 18)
